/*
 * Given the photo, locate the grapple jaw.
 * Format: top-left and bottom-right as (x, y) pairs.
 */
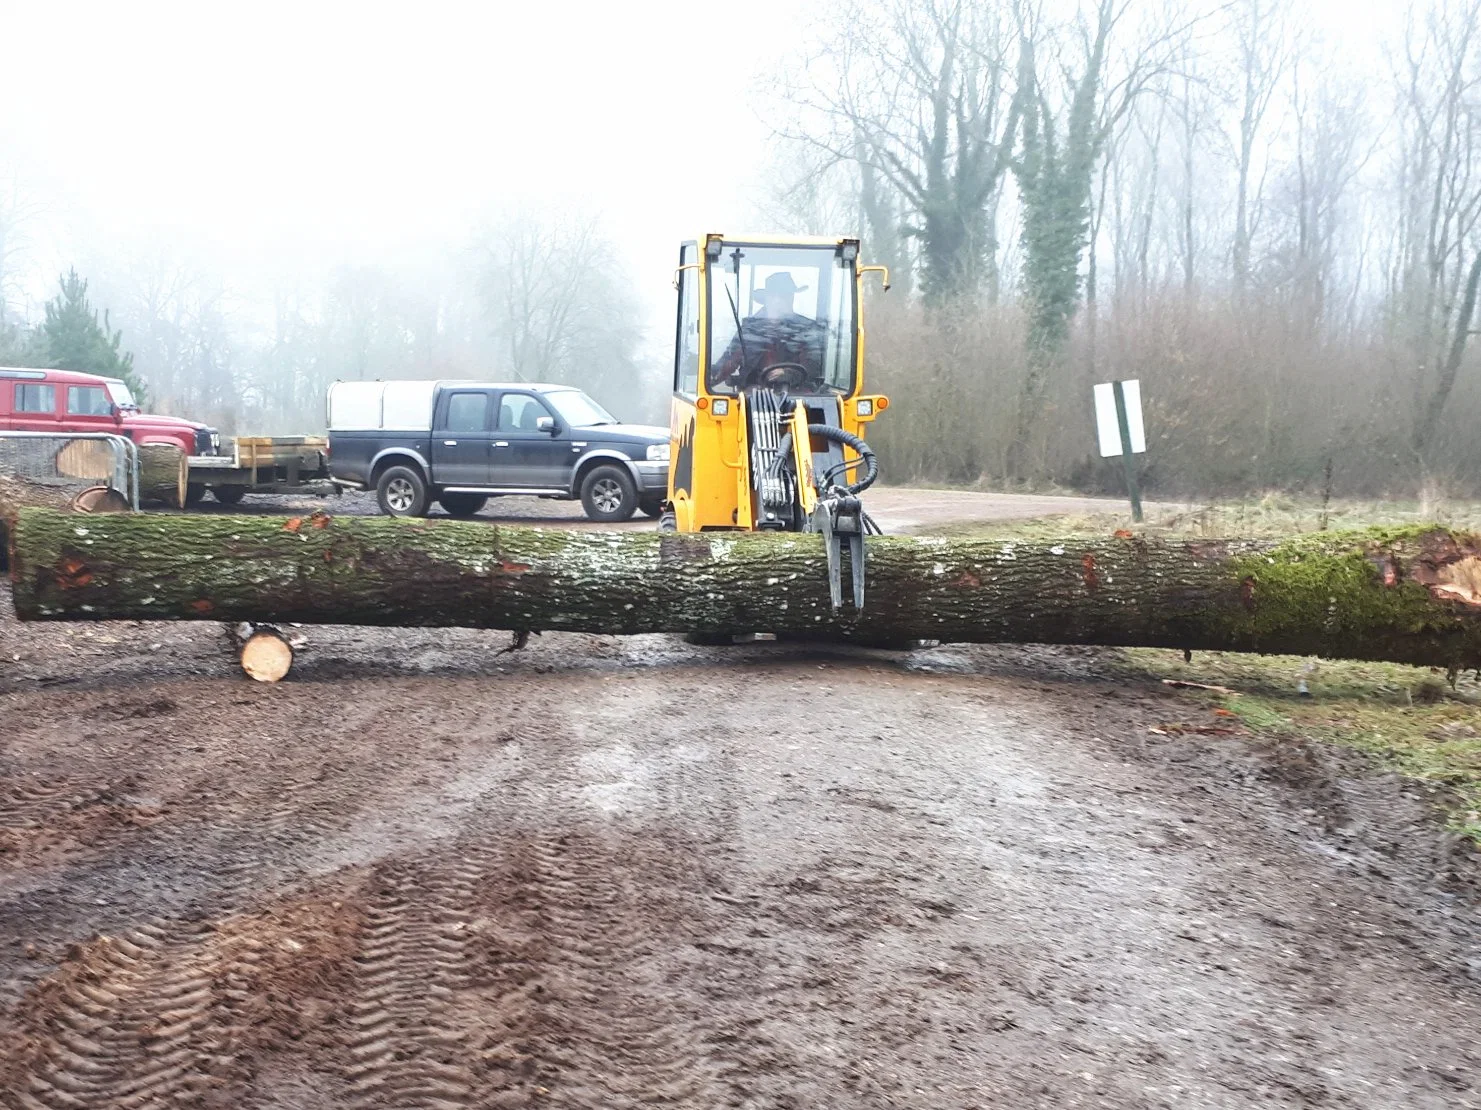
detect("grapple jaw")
(812, 494), (866, 610)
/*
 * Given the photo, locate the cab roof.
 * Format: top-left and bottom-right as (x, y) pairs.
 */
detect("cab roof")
(0, 366), (116, 386)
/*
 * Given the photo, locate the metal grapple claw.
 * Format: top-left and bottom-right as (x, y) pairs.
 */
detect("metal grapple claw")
(813, 494), (866, 610)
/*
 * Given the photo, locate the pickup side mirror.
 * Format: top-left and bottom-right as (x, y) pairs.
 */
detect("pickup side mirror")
(536, 416), (557, 434)
(109, 402), (121, 419)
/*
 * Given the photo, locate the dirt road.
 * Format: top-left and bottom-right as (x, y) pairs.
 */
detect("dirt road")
(1, 584), (1478, 1108)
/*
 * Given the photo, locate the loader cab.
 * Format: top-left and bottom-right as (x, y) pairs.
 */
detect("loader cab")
(667, 233), (888, 533)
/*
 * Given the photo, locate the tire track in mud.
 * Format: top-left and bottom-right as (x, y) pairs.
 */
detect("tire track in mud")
(478, 829), (720, 1109)
(498, 706), (728, 1107)
(5, 920), (224, 1110)
(340, 859), (476, 1109)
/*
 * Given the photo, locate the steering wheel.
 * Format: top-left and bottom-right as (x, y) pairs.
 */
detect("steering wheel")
(746, 362), (816, 391)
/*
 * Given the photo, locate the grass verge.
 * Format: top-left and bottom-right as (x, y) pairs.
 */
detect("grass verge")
(916, 491), (1481, 844)
(1111, 647), (1481, 844)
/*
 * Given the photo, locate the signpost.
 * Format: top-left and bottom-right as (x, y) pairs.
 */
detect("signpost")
(1093, 379), (1146, 522)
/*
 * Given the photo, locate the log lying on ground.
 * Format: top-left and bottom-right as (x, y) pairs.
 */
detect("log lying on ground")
(7, 506), (1481, 668)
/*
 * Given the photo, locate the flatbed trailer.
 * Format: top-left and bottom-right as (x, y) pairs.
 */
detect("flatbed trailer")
(187, 436), (335, 503)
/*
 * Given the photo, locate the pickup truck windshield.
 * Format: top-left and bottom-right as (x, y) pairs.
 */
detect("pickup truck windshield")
(545, 390), (616, 427)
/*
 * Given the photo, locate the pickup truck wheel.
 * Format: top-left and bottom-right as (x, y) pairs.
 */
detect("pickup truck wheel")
(438, 493), (487, 518)
(211, 485), (246, 506)
(376, 466), (429, 517)
(580, 465), (638, 523)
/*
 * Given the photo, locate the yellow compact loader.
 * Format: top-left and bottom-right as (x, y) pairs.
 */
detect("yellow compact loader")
(662, 233), (890, 609)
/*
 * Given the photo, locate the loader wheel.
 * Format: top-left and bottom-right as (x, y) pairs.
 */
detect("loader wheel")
(438, 492), (487, 517)
(211, 485), (247, 506)
(580, 465), (638, 523)
(658, 510), (677, 533)
(376, 466), (429, 517)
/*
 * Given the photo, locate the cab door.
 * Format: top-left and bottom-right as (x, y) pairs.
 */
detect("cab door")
(430, 389), (495, 486)
(494, 391), (572, 489)
(64, 383), (118, 435)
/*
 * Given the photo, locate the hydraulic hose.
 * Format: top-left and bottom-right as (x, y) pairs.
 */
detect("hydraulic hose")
(775, 423), (880, 497)
(807, 424), (879, 496)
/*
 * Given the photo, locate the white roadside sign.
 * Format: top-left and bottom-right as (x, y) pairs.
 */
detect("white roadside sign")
(1093, 379), (1146, 458)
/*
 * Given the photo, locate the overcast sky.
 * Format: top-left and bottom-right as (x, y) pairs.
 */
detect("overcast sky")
(1, 0), (1393, 334)
(3, 1), (813, 321)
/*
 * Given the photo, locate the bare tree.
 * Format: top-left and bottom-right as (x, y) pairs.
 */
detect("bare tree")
(778, 0), (1029, 304)
(1390, 0), (1481, 457)
(0, 160), (42, 328)
(1227, 0), (1291, 301)
(473, 213), (650, 416)
(1009, 0), (1184, 476)
(1265, 62), (1369, 337)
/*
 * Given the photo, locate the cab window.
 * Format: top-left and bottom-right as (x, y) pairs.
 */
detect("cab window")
(445, 392), (489, 433)
(498, 393), (552, 432)
(67, 386), (111, 416)
(15, 384), (56, 413)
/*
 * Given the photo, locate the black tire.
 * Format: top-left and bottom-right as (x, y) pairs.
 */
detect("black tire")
(658, 510), (677, 533)
(438, 492), (487, 518)
(376, 465), (429, 517)
(640, 498), (665, 520)
(184, 483), (207, 508)
(211, 485), (247, 506)
(579, 464), (638, 523)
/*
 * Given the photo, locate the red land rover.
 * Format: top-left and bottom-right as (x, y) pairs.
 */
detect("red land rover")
(0, 367), (219, 456)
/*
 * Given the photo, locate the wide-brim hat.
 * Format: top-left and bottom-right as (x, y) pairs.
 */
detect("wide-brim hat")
(753, 271), (809, 301)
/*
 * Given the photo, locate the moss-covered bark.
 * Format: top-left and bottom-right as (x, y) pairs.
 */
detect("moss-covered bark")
(8, 508), (1481, 668)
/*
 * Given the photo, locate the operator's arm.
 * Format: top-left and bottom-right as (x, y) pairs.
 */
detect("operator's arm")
(707, 321), (753, 390)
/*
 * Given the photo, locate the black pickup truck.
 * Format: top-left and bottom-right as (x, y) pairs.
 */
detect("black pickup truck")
(326, 380), (670, 522)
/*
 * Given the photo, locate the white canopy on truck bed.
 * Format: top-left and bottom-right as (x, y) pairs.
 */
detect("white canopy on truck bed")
(327, 381), (438, 432)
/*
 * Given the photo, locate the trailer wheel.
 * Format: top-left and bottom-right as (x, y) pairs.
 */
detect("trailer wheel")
(211, 485), (247, 506)
(376, 466), (429, 517)
(184, 483), (207, 508)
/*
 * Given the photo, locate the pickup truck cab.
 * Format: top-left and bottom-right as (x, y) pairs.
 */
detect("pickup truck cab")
(327, 380), (669, 522)
(0, 366), (220, 456)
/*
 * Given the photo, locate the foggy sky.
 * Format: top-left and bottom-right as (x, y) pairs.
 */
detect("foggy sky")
(1, 0), (1391, 337)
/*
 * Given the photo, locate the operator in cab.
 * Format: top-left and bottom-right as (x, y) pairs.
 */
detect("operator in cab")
(709, 271), (828, 392)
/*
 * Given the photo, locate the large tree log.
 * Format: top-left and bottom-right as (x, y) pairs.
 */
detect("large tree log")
(6, 507), (1481, 668)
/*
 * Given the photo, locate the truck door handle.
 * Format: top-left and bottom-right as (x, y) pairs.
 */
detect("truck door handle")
(494, 441), (510, 448)
(443, 439), (458, 446)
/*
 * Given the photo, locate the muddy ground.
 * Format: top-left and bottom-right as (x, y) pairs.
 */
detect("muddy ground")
(1, 491), (1479, 1108)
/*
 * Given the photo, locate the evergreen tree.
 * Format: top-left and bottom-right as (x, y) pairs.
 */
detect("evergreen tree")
(42, 269), (148, 405)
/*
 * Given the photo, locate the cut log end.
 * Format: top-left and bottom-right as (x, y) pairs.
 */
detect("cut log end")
(239, 628), (294, 683)
(70, 486), (131, 514)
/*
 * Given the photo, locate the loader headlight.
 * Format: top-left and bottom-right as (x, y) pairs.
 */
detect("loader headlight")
(711, 398), (730, 416)
(646, 443), (670, 462)
(856, 399), (874, 417)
